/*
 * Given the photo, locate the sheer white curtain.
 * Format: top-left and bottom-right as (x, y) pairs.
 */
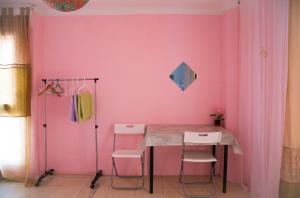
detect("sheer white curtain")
(0, 118), (26, 179)
(239, 0), (289, 198)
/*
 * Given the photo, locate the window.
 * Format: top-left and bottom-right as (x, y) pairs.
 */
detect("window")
(0, 35), (25, 169)
(0, 35), (15, 105)
(0, 117), (25, 166)
(0, 35), (14, 64)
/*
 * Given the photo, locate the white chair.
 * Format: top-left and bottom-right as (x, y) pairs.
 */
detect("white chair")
(179, 131), (222, 198)
(111, 124), (145, 190)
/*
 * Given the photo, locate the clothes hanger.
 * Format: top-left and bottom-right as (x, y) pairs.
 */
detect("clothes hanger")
(69, 79), (75, 96)
(53, 79), (64, 94)
(49, 81), (61, 96)
(38, 81), (54, 96)
(71, 78), (79, 95)
(64, 80), (68, 96)
(77, 78), (91, 94)
(38, 81), (61, 97)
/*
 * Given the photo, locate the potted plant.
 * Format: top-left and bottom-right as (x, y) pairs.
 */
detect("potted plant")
(210, 113), (224, 126)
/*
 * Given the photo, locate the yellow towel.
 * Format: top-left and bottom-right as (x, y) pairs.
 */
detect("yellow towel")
(77, 91), (93, 122)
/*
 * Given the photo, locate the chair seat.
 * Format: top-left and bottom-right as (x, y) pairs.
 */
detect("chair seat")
(183, 151), (217, 163)
(112, 149), (143, 158)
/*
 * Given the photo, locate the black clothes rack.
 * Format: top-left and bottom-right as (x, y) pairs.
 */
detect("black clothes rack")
(35, 78), (102, 189)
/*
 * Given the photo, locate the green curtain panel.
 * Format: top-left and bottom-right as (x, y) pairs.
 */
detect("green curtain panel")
(0, 8), (31, 117)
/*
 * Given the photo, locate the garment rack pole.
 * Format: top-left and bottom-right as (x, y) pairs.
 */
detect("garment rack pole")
(35, 78), (102, 189)
(90, 78), (102, 189)
(35, 81), (54, 186)
(44, 82), (47, 172)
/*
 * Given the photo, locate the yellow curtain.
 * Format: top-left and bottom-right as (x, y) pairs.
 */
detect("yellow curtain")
(0, 7), (32, 185)
(280, 0), (300, 197)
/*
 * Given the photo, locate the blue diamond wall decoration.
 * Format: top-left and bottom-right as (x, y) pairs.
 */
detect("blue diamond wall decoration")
(170, 62), (197, 91)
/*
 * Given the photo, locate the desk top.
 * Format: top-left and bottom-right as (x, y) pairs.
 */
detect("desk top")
(145, 124), (242, 154)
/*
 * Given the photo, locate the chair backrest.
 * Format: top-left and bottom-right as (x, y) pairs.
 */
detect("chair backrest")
(184, 131), (221, 145)
(114, 124), (145, 135)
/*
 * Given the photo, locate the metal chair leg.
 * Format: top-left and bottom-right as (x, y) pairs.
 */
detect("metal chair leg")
(179, 160), (184, 183)
(179, 161), (212, 185)
(181, 161), (216, 198)
(211, 166), (216, 196)
(111, 156), (145, 190)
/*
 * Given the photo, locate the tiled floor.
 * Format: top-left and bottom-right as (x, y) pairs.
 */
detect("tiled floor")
(0, 175), (250, 198)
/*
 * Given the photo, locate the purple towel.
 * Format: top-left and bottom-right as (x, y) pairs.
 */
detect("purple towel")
(70, 95), (78, 122)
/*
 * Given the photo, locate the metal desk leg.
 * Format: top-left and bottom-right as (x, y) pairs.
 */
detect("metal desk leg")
(212, 145), (216, 176)
(223, 145), (228, 193)
(149, 146), (154, 193)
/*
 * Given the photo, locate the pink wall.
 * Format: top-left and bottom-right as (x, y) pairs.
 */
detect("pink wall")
(31, 13), (239, 178)
(220, 8), (240, 182)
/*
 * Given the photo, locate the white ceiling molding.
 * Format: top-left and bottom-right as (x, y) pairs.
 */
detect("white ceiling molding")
(0, 0), (239, 16)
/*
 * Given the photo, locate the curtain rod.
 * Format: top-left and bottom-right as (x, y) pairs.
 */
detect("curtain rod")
(0, 3), (35, 9)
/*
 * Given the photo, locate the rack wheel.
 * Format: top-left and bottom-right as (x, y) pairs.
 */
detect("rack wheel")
(49, 169), (54, 175)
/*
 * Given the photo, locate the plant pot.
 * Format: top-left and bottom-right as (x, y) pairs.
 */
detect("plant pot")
(214, 119), (221, 126)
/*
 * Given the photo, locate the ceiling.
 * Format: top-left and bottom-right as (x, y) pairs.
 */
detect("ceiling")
(0, 0), (239, 16)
